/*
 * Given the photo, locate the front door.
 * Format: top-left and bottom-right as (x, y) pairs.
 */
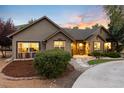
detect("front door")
(77, 43), (85, 55)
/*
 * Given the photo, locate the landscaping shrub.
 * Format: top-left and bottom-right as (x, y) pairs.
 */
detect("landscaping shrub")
(90, 51), (120, 58)
(33, 49), (71, 78)
(103, 52), (120, 58)
(91, 51), (101, 59)
(88, 53), (92, 56)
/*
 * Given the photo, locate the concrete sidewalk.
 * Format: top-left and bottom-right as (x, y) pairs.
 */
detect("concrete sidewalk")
(73, 60), (124, 88)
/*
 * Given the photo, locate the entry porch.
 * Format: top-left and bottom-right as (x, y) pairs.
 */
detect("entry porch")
(71, 41), (90, 55)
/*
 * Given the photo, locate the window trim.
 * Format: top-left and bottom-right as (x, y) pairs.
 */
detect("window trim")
(53, 40), (66, 50)
(16, 41), (40, 59)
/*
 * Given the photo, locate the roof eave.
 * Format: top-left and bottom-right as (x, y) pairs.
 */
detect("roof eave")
(43, 30), (75, 42)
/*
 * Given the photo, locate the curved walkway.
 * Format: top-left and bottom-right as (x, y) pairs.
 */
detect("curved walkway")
(73, 60), (124, 88)
(70, 55), (95, 72)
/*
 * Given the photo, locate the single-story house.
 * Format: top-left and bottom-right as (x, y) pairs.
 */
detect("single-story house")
(8, 16), (113, 59)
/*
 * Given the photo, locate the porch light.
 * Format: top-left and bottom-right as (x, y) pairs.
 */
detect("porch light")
(71, 43), (73, 47)
(79, 43), (83, 47)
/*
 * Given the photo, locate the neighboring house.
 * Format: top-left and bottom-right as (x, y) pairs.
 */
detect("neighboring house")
(8, 16), (112, 59)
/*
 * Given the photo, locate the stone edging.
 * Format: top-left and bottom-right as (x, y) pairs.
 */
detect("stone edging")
(1, 72), (40, 81)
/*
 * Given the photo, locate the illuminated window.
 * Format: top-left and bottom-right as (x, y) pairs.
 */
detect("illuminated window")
(94, 42), (101, 50)
(17, 42), (39, 58)
(104, 42), (111, 50)
(54, 41), (65, 50)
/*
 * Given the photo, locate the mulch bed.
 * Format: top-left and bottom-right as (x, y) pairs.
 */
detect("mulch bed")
(2, 60), (38, 77)
(2, 60), (74, 78)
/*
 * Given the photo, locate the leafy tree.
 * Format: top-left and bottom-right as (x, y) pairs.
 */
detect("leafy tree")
(104, 5), (124, 52)
(28, 19), (35, 24)
(0, 18), (15, 58)
(1, 18), (16, 36)
(73, 26), (79, 29)
(85, 27), (91, 30)
(0, 18), (4, 36)
(92, 24), (100, 29)
(0, 36), (12, 58)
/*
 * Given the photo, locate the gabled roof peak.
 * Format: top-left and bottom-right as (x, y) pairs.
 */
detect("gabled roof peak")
(8, 16), (62, 38)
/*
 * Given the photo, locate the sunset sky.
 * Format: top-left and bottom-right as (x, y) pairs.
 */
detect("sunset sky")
(0, 5), (109, 29)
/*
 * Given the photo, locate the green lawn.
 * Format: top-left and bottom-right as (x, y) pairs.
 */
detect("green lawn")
(88, 59), (121, 65)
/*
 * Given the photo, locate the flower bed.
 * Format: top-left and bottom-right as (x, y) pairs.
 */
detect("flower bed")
(2, 60), (74, 78)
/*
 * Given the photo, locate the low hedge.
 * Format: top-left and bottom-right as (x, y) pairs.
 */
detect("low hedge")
(90, 51), (101, 58)
(33, 49), (71, 78)
(102, 52), (120, 58)
(89, 51), (120, 58)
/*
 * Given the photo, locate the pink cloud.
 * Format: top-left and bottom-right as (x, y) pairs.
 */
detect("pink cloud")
(68, 15), (84, 24)
(62, 13), (109, 29)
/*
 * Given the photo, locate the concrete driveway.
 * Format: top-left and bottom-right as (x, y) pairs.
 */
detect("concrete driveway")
(73, 60), (124, 88)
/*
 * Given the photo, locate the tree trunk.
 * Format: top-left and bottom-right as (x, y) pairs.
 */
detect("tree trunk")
(1, 46), (3, 57)
(116, 41), (119, 52)
(4, 47), (6, 57)
(1, 47), (5, 58)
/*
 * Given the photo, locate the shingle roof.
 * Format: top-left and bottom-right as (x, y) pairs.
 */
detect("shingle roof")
(8, 16), (62, 38)
(15, 24), (28, 30)
(64, 28), (100, 40)
(9, 16), (109, 41)
(43, 29), (75, 41)
(14, 24), (102, 41)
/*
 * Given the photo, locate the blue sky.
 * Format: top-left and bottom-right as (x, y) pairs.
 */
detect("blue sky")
(0, 5), (109, 29)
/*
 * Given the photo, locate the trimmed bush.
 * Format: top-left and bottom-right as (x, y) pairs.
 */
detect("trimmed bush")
(90, 51), (120, 58)
(33, 49), (71, 78)
(103, 52), (120, 58)
(91, 51), (101, 59)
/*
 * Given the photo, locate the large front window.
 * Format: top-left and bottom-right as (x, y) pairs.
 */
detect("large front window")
(54, 41), (65, 50)
(94, 42), (101, 50)
(17, 42), (40, 59)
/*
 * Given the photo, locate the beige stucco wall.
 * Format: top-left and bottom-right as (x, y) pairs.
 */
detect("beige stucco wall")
(12, 19), (60, 59)
(46, 32), (72, 53)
